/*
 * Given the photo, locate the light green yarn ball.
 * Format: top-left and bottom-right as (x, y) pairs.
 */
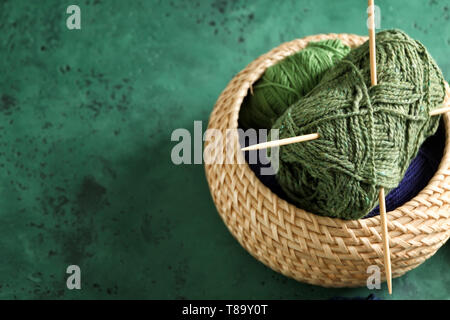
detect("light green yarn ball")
(239, 39), (350, 129)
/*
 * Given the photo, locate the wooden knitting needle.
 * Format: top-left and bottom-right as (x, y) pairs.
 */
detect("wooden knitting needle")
(379, 185), (392, 295)
(368, 0), (392, 295)
(430, 106), (450, 116)
(368, 0), (377, 85)
(241, 133), (319, 151)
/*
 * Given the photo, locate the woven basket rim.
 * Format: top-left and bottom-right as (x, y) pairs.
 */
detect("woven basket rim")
(204, 33), (450, 287)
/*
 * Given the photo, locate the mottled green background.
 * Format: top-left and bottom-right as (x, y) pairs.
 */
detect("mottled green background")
(0, 0), (448, 299)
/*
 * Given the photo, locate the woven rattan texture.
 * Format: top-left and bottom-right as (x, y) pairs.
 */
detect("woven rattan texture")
(204, 34), (450, 287)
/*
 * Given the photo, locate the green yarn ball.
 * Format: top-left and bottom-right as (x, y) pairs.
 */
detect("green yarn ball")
(239, 39), (350, 129)
(273, 30), (446, 220)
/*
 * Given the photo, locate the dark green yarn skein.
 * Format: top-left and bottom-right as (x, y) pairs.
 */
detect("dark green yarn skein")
(273, 30), (446, 220)
(239, 39), (350, 129)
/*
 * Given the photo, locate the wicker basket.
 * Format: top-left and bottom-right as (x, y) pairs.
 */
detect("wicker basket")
(204, 33), (450, 287)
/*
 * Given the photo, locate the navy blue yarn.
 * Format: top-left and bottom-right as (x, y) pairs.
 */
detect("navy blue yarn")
(240, 120), (445, 219)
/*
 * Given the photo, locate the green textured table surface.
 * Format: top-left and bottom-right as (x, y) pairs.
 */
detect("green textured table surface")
(0, 0), (449, 299)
